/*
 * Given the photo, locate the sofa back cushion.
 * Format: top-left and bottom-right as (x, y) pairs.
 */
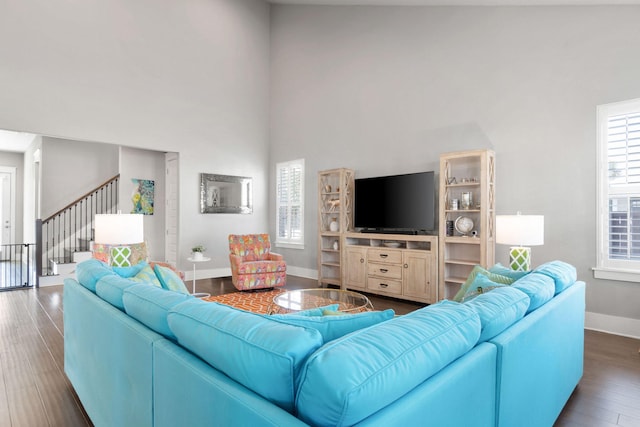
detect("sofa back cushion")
(534, 261), (577, 295)
(95, 274), (140, 311)
(122, 284), (193, 340)
(167, 300), (323, 413)
(75, 259), (115, 292)
(512, 272), (555, 313)
(464, 286), (530, 342)
(295, 301), (481, 427)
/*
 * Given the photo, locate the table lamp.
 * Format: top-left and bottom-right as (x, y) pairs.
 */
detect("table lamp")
(94, 214), (144, 244)
(93, 214), (145, 267)
(496, 212), (544, 271)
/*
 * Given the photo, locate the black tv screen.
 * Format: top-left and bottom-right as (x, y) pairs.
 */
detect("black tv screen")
(354, 171), (435, 232)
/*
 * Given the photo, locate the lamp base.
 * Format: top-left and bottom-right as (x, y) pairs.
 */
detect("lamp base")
(509, 246), (531, 272)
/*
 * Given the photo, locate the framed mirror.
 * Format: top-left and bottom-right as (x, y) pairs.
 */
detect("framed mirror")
(200, 173), (253, 214)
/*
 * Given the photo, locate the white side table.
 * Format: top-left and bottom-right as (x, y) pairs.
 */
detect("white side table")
(187, 256), (211, 298)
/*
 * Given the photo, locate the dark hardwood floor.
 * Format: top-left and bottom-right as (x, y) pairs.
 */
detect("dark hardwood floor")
(0, 276), (638, 426)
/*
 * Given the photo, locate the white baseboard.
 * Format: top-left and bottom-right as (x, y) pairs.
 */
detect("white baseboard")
(185, 267), (231, 281)
(585, 311), (640, 340)
(285, 266), (318, 281)
(185, 266), (319, 282)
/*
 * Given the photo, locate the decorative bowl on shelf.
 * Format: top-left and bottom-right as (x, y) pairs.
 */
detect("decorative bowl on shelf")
(383, 241), (401, 248)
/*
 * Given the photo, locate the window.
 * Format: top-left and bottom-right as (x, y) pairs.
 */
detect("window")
(595, 98), (640, 282)
(276, 159), (304, 248)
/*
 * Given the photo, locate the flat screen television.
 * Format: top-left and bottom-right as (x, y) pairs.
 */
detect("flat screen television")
(354, 171), (435, 234)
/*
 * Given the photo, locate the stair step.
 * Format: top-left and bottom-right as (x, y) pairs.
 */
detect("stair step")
(49, 258), (76, 276)
(72, 251), (92, 263)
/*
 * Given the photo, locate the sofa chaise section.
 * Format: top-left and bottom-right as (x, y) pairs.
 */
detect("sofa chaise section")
(64, 278), (163, 427)
(491, 280), (585, 427)
(153, 340), (308, 427)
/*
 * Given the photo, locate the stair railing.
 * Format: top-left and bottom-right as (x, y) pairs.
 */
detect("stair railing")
(36, 174), (120, 277)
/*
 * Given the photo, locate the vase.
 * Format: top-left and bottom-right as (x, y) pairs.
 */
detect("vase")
(329, 219), (339, 232)
(192, 252), (203, 260)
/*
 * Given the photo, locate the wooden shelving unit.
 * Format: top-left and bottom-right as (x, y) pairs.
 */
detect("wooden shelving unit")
(317, 168), (354, 287)
(438, 149), (495, 301)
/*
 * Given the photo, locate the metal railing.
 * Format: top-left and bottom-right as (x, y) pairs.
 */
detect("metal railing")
(0, 243), (36, 290)
(36, 175), (120, 276)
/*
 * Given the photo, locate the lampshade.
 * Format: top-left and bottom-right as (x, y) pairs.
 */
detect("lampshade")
(496, 213), (544, 271)
(94, 214), (144, 244)
(496, 214), (544, 246)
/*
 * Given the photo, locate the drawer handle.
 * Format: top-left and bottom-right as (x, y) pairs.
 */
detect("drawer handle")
(379, 254), (388, 258)
(379, 268), (388, 273)
(379, 283), (388, 288)
(403, 264), (408, 268)
(360, 258), (364, 263)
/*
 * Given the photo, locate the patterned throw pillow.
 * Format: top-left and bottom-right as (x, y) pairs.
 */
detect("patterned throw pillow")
(461, 273), (508, 303)
(110, 246), (132, 267)
(128, 242), (148, 265)
(453, 265), (515, 302)
(92, 243), (111, 263)
(153, 264), (189, 294)
(130, 264), (162, 288)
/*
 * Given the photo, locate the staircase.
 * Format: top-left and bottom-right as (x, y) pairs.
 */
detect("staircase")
(37, 175), (120, 285)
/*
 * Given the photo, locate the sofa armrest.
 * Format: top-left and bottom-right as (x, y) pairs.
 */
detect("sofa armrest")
(229, 254), (244, 266)
(268, 252), (284, 261)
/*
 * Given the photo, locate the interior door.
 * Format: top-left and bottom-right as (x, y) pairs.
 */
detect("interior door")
(0, 167), (16, 246)
(165, 153), (179, 266)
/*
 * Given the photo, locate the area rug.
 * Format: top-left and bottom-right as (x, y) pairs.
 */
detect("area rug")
(202, 289), (285, 314)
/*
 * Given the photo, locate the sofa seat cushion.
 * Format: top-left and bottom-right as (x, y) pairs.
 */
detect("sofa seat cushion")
(295, 301), (481, 427)
(512, 272), (555, 313)
(75, 259), (115, 292)
(236, 260), (287, 274)
(534, 261), (577, 295)
(267, 309), (395, 343)
(295, 304), (339, 316)
(464, 286), (530, 342)
(123, 284), (193, 340)
(167, 300), (323, 413)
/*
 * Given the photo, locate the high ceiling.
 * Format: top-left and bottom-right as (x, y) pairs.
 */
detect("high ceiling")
(270, 0), (640, 5)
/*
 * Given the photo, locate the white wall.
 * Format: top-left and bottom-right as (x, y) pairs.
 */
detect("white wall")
(119, 146), (165, 261)
(270, 5), (640, 324)
(40, 137), (119, 218)
(0, 0), (270, 271)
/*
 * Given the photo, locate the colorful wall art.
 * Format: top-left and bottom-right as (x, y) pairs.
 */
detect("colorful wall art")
(131, 178), (155, 215)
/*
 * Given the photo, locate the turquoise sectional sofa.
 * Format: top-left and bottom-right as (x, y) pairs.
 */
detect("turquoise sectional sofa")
(64, 259), (584, 427)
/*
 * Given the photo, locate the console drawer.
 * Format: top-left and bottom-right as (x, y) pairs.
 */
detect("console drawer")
(367, 277), (402, 295)
(367, 262), (402, 280)
(368, 248), (402, 264)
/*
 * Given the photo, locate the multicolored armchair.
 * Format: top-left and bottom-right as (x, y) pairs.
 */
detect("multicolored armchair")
(228, 234), (287, 291)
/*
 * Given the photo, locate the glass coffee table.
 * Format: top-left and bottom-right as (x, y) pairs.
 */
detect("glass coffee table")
(268, 288), (374, 314)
